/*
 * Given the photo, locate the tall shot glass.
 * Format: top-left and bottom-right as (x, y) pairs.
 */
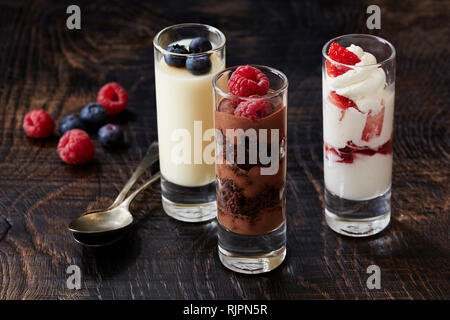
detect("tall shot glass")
(153, 24), (225, 222)
(213, 65), (288, 273)
(322, 34), (396, 236)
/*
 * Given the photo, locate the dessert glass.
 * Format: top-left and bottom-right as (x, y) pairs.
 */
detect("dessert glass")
(322, 34), (396, 236)
(153, 24), (225, 222)
(213, 65), (288, 274)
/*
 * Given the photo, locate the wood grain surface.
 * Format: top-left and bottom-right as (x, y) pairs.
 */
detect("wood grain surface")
(0, 0), (448, 299)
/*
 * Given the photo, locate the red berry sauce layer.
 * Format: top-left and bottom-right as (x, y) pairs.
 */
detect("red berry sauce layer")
(324, 137), (393, 164)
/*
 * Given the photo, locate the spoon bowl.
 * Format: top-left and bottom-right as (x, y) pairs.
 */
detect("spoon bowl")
(72, 227), (130, 247)
(68, 142), (160, 246)
(68, 206), (134, 233)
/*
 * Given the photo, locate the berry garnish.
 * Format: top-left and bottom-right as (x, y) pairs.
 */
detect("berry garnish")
(59, 114), (87, 135)
(189, 37), (212, 53)
(228, 66), (269, 97)
(23, 109), (55, 138)
(98, 124), (124, 148)
(164, 44), (189, 68)
(217, 98), (236, 114)
(362, 106), (385, 142)
(234, 99), (272, 120)
(186, 55), (212, 75)
(329, 91), (359, 111)
(80, 103), (107, 130)
(97, 82), (128, 116)
(326, 42), (361, 77)
(57, 129), (95, 164)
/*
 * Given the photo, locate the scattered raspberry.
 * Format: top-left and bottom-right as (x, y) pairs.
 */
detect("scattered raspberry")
(234, 99), (272, 120)
(57, 129), (95, 164)
(217, 98), (236, 114)
(228, 66), (269, 97)
(362, 107), (385, 142)
(329, 91), (359, 111)
(97, 82), (128, 116)
(326, 42), (361, 77)
(22, 109), (55, 138)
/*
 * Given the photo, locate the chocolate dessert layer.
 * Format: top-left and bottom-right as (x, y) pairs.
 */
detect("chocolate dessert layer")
(215, 105), (287, 236)
(215, 104), (287, 145)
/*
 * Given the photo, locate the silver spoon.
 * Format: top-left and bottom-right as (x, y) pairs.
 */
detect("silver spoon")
(68, 142), (160, 246)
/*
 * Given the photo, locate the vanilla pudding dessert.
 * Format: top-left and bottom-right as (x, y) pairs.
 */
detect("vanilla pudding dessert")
(155, 40), (225, 186)
(323, 43), (394, 200)
(322, 34), (396, 237)
(153, 24), (226, 222)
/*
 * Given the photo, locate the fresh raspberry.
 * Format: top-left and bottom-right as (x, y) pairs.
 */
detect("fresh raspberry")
(329, 91), (359, 111)
(362, 107), (385, 142)
(22, 109), (55, 138)
(234, 99), (272, 120)
(97, 82), (128, 116)
(228, 66), (269, 97)
(326, 42), (361, 77)
(57, 129), (95, 164)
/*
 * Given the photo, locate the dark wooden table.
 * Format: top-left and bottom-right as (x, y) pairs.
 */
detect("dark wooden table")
(0, 0), (448, 300)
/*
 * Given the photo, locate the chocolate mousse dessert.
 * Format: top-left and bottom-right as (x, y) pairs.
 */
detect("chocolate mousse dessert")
(214, 65), (287, 236)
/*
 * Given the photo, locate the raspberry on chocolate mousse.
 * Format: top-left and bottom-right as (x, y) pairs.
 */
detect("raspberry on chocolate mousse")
(234, 99), (272, 120)
(228, 65), (269, 97)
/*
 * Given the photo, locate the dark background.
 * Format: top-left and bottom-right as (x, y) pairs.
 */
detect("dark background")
(0, 0), (448, 299)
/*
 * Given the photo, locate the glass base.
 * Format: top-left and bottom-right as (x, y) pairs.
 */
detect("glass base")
(161, 175), (217, 222)
(218, 245), (286, 274)
(162, 196), (217, 222)
(325, 188), (391, 237)
(217, 222), (286, 274)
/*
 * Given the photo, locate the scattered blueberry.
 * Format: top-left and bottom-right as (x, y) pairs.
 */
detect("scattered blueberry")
(98, 124), (124, 148)
(59, 114), (86, 135)
(186, 55), (212, 75)
(80, 103), (107, 130)
(164, 44), (189, 67)
(189, 37), (212, 53)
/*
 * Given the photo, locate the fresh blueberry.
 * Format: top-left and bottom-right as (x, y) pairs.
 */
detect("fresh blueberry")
(189, 37), (212, 53)
(59, 114), (86, 135)
(80, 103), (107, 130)
(186, 55), (212, 75)
(164, 44), (189, 67)
(98, 124), (124, 148)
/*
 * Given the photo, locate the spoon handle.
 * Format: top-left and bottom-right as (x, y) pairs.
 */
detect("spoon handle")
(110, 142), (159, 208)
(121, 172), (161, 208)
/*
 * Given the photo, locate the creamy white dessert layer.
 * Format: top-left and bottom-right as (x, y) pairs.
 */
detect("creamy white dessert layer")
(323, 44), (394, 149)
(155, 41), (225, 187)
(324, 153), (392, 201)
(323, 44), (394, 200)
(322, 89), (394, 149)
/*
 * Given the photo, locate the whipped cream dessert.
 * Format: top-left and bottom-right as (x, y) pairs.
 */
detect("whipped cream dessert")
(323, 43), (394, 200)
(154, 38), (225, 187)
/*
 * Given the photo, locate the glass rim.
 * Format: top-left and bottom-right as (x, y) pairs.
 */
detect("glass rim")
(212, 65), (289, 101)
(153, 23), (226, 57)
(322, 34), (396, 68)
